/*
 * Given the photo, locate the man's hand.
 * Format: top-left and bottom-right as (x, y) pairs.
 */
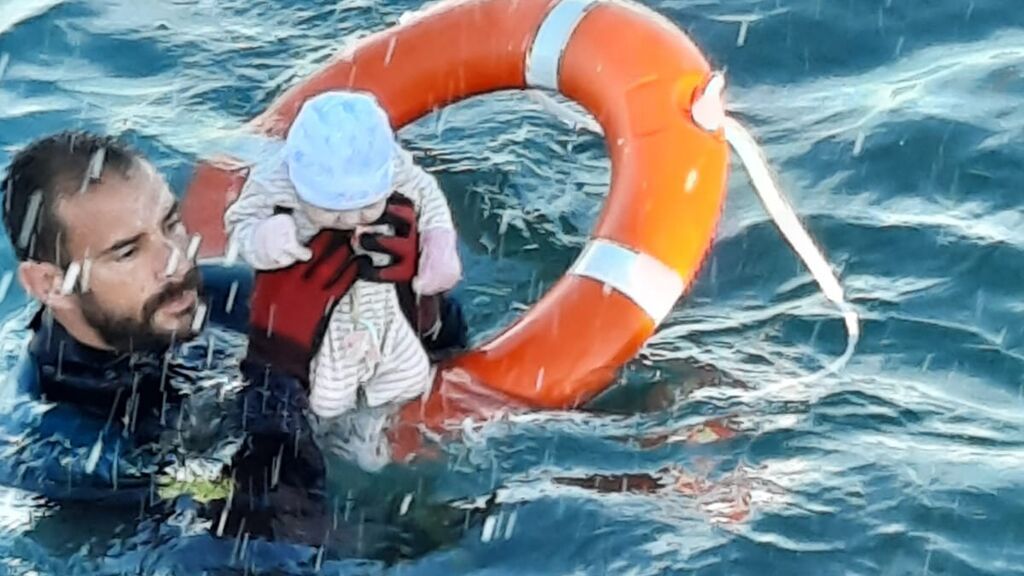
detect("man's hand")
(356, 194), (419, 284)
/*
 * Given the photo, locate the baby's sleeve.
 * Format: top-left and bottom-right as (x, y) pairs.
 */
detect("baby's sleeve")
(390, 144), (455, 232)
(223, 154), (301, 264)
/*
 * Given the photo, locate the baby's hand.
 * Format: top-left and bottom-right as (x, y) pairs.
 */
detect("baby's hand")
(414, 228), (462, 295)
(251, 213), (313, 270)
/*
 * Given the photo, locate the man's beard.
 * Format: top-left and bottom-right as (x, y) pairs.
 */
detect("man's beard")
(79, 267), (202, 353)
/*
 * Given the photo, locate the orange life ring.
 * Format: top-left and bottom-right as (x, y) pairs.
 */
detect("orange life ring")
(183, 0), (729, 427)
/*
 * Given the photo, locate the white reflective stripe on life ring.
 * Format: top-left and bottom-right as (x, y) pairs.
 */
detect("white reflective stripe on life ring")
(525, 0), (599, 91)
(569, 238), (685, 325)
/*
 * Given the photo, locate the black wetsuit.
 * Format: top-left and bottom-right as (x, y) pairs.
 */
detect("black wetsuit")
(0, 263), (479, 567)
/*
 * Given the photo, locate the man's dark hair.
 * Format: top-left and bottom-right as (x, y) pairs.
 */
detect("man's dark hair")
(1, 131), (140, 265)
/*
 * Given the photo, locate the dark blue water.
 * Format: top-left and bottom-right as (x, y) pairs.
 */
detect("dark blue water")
(1, 0), (1023, 574)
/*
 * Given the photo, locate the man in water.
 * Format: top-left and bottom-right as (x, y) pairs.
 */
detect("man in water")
(0, 130), (477, 566)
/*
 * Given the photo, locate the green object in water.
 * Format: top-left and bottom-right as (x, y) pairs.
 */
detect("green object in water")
(157, 475), (233, 503)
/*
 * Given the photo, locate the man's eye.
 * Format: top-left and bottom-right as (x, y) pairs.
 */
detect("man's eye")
(117, 246), (137, 261)
(167, 216), (185, 233)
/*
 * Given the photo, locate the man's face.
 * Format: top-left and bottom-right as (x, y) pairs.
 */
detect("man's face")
(58, 160), (200, 351)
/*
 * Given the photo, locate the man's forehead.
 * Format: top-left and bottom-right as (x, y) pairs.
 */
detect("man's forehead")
(57, 161), (173, 253)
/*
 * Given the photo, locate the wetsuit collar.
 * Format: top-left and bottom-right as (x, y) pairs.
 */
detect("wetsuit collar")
(27, 308), (180, 418)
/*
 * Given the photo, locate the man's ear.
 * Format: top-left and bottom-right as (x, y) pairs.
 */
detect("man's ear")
(17, 261), (75, 311)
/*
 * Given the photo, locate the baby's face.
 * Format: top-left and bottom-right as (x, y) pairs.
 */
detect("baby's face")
(302, 198), (388, 230)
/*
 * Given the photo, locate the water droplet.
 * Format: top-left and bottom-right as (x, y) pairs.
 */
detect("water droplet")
(225, 239), (240, 266)
(159, 390), (169, 426)
(4, 178), (12, 214)
(343, 492), (353, 522)
(498, 211), (511, 237)
(481, 515), (497, 542)
(241, 396), (249, 432)
(88, 148), (105, 181)
(27, 230), (37, 262)
(226, 281), (239, 313)
(385, 37), (398, 66)
(78, 149), (105, 194)
(186, 234), (202, 261)
(737, 21), (749, 47)
(56, 341), (66, 379)
(271, 444), (283, 487)
(356, 510), (366, 554)
(0, 272), (14, 303)
(60, 261), (81, 295)
(435, 105), (449, 137)
(853, 131), (866, 157)
(206, 335), (215, 369)
(191, 302), (208, 334)
(0, 53), (9, 83)
(314, 545), (325, 573)
(229, 517), (247, 563)
(164, 246), (182, 277)
(215, 493), (231, 537)
(239, 531), (251, 562)
(17, 191), (43, 250)
(399, 493), (413, 516)
(80, 258), (93, 293)
(684, 169), (699, 194)
(503, 508), (517, 539)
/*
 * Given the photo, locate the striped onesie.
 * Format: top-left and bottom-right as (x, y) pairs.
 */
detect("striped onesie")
(225, 143), (455, 468)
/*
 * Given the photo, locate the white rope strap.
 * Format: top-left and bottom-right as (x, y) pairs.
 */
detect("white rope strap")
(528, 73), (860, 383)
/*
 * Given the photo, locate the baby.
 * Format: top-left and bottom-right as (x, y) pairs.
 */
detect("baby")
(224, 90), (461, 467)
